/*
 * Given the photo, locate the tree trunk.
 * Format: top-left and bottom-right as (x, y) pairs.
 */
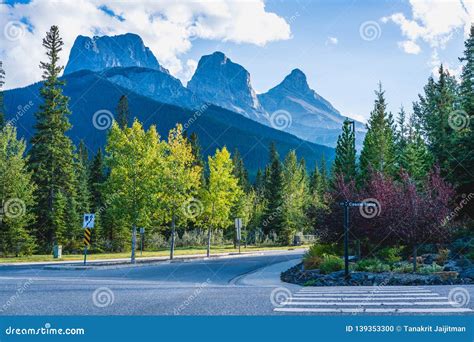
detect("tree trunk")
(131, 225), (137, 264)
(170, 212), (176, 260)
(412, 245), (417, 273)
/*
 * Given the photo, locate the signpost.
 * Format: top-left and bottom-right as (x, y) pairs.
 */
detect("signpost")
(82, 214), (95, 265)
(234, 218), (242, 254)
(338, 201), (377, 280)
(139, 227), (145, 257)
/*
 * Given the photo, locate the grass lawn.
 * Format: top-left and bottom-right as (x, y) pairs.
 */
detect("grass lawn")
(0, 245), (308, 263)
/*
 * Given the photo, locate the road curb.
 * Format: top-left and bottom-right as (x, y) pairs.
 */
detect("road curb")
(39, 249), (306, 270)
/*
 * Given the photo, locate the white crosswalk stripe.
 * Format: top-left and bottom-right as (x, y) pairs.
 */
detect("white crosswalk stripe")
(274, 286), (473, 314)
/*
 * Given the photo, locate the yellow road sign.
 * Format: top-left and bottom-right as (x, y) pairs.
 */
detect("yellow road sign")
(83, 227), (92, 246)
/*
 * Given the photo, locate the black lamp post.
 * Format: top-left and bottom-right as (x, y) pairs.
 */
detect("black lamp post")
(338, 201), (377, 280)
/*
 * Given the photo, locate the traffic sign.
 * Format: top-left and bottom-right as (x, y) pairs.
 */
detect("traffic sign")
(234, 218), (242, 230)
(139, 227), (145, 234)
(83, 214), (95, 229)
(83, 228), (92, 246)
(235, 218), (242, 254)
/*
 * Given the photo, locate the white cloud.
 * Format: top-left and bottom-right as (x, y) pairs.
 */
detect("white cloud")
(183, 59), (198, 84)
(398, 40), (421, 54)
(382, 0), (473, 54)
(429, 49), (462, 78)
(0, 0), (291, 89)
(325, 36), (338, 46)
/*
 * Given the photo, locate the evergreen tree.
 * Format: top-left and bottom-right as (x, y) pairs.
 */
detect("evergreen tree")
(232, 148), (250, 192)
(116, 95), (130, 129)
(189, 132), (206, 185)
(262, 143), (284, 236)
(255, 168), (265, 195)
(0, 125), (36, 256)
(0, 61), (5, 129)
(459, 25), (474, 116)
(454, 25), (474, 198)
(89, 148), (106, 211)
(319, 155), (329, 195)
(332, 119), (356, 184)
(359, 83), (397, 182)
(310, 163), (321, 198)
(395, 106), (408, 153)
(414, 65), (459, 177)
(28, 26), (79, 251)
(75, 140), (91, 215)
(397, 112), (433, 183)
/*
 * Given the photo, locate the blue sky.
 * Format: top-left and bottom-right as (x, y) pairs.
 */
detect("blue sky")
(1, 0), (470, 122)
(182, 0), (467, 121)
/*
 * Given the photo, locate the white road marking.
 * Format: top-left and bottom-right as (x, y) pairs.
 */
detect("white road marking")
(274, 307), (473, 313)
(288, 296), (447, 301)
(293, 293), (438, 297)
(299, 290), (431, 295)
(274, 287), (473, 314)
(282, 301), (455, 306)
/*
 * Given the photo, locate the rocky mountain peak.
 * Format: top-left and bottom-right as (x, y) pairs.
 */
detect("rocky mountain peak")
(64, 33), (167, 75)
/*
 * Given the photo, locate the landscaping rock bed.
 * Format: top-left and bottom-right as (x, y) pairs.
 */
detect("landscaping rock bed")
(281, 262), (474, 286)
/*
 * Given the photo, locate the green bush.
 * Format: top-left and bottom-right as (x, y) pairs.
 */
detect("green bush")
(418, 263), (443, 274)
(303, 243), (341, 270)
(354, 258), (391, 273)
(319, 254), (344, 274)
(375, 247), (403, 264)
(392, 261), (443, 274)
(392, 262), (414, 273)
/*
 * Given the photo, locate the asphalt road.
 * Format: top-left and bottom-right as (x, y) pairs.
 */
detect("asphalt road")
(0, 250), (473, 315)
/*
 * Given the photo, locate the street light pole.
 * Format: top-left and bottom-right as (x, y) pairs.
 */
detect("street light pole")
(339, 201), (378, 281)
(343, 203), (350, 280)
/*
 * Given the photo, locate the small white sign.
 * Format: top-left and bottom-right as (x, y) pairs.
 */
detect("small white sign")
(139, 227), (145, 234)
(83, 214), (95, 229)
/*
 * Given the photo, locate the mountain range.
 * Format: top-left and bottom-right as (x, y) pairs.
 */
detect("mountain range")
(4, 33), (366, 177)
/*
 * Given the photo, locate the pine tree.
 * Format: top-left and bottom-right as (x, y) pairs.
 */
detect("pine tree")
(319, 154), (329, 194)
(414, 65), (458, 177)
(395, 106), (408, 151)
(0, 61), (5, 129)
(116, 95), (130, 129)
(28, 26), (79, 251)
(0, 125), (36, 256)
(332, 119), (356, 184)
(262, 143), (284, 236)
(398, 113), (433, 183)
(359, 83), (397, 183)
(75, 140), (91, 215)
(189, 132), (206, 185)
(454, 25), (474, 197)
(459, 25), (474, 116)
(232, 148), (250, 192)
(255, 168), (265, 195)
(89, 148), (106, 211)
